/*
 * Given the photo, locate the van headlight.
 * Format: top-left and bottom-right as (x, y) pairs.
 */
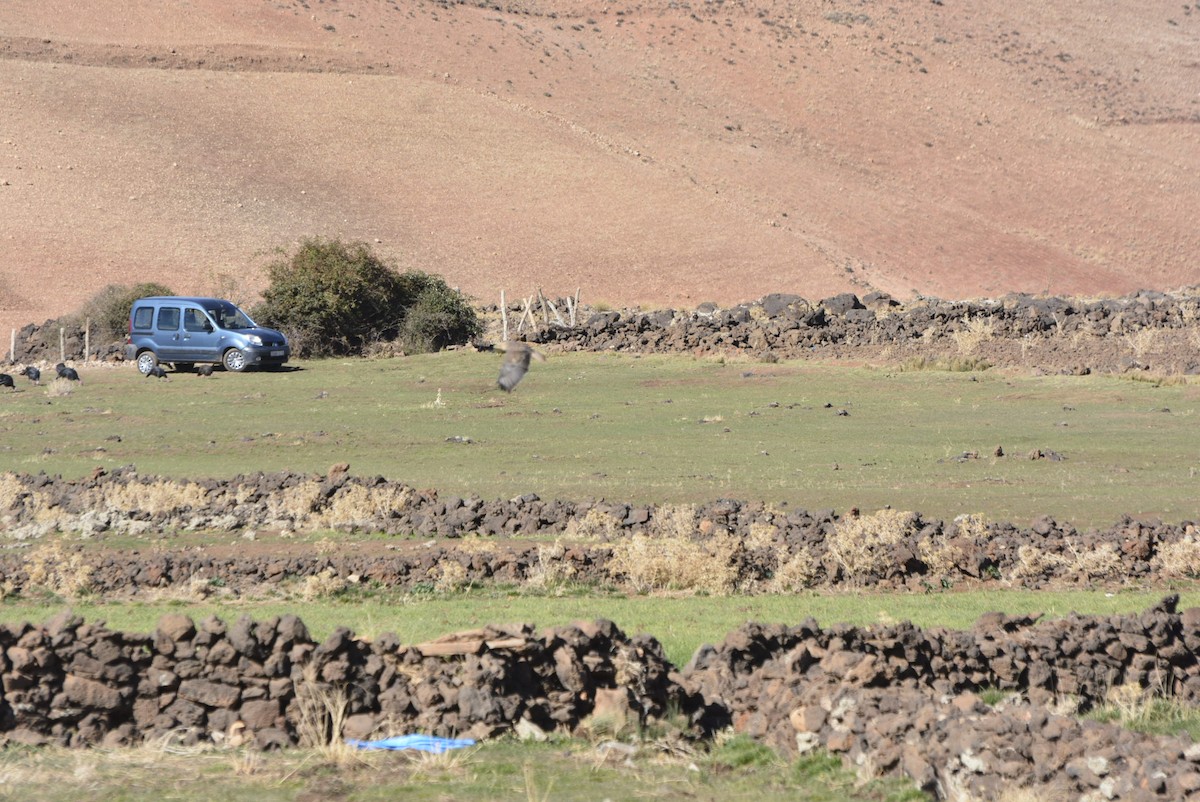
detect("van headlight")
(247, 335), (263, 346)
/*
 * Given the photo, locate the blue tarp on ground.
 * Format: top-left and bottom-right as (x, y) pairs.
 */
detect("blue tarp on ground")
(347, 735), (477, 753)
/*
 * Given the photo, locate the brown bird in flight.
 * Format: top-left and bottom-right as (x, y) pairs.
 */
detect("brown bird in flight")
(494, 341), (546, 392)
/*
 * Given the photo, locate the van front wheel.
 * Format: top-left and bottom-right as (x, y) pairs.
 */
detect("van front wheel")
(222, 348), (248, 372)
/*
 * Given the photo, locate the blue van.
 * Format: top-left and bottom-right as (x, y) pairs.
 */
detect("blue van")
(125, 296), (290, 374)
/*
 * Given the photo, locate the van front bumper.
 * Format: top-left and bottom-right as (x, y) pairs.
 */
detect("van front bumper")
(243, 345), (291, 367)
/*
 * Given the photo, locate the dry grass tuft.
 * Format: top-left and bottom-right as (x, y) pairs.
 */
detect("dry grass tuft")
(1065, 540), (1122, 580)
(564, 508), (623, 541)
(269, 479), (324, 521)
(292, 665), (357, 764)
(961, 785), (1071, 802)
(1154, 534), (1200, 578)
(433, 559), (470, 593)
(607, 530), (740, 594)
(267, 481), (413, 530)
(919, 514), (989, 582)
(99, 479), (209, 517)
(453, 537), (499, 555)
(826, 509), (919, 584)
(766, 546), (817, 592)
(45, 378), (76, 397)
(1090, 676), (1200, 738)
(321, 483), (413, 530)
(525, 539), (577, 591)
(1005, 538), (1122, 583)
(1007, 545), (1068, 582)
(0, 471), (24, 510)
(23, 540), (94, 598)
(648, 504), (698, 539)
(745, 520), (779, 550)
(1123, 328), (1160, 359)
(299, 567), (348, 601)
(951, 315), (995, 357)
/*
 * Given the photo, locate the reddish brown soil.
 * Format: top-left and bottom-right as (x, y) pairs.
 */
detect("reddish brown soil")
(1, 0), (1198, 337)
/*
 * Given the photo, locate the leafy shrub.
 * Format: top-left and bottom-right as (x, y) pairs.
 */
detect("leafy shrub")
(76, 282), (175, 341)
(253, 237), (480, 357)
(398, 273), (483, 353)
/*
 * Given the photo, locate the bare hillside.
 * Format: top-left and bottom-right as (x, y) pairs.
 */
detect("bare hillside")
(1, 0), (1197, 337)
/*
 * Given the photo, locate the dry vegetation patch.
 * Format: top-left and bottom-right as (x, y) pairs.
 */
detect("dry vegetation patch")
(607, 530), (742, 595)
(826, 509), (920, 585)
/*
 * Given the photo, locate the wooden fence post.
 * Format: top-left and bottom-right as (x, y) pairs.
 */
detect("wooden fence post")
(84, 318), (90, 363)
(537, 288), (551, 327)
(59, 327), (65, 363)
(9, 329), (14, 364)
(500, 290), (508, 342)
(518, 296), (534, 333)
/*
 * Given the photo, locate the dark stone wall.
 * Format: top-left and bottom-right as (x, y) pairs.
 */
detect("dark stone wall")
(1, 469), (1196, 592)
(4, 600), (1200, 797)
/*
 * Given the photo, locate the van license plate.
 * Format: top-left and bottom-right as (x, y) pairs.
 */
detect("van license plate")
(271, 350), (284, 357)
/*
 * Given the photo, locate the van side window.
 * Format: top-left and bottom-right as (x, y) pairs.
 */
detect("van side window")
(184, 308), (211, 333)
(156, 307), (181, 331)
(132, 307), (154, 330)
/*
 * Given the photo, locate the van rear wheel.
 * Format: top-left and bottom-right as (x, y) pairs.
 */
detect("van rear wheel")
(135, 351), (159, 376)
(222, 348), (248, 372)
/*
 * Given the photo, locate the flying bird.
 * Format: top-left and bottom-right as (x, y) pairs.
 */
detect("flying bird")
(19, 366), (40, 385)
(493, 341), (545, 392)
(55, 363), (80, 382)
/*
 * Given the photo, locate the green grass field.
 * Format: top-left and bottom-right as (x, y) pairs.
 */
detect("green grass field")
(3, 352), (1200, 801)
(2, 352), (1198, 527)
(0, 737), (926, 802)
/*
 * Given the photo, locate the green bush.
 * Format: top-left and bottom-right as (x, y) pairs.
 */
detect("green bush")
(77, 282), (175, 341)
(253, 238), (480, 357)
(398, 276), (483, 353)
(707, 734), (779, 770)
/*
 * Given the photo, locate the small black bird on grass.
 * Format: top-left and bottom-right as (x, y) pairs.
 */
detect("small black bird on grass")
(146, 365), (170, 380)
(55, 363), (80, 382)
(196, 364), (214, 377)
(19, 366), (40, 385)
(0, 374), (14, 390)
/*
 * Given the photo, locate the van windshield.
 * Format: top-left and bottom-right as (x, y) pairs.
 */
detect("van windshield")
(201, 301), (255, 330)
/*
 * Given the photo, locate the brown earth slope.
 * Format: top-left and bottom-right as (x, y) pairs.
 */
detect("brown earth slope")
(1, 0), (1198, 337)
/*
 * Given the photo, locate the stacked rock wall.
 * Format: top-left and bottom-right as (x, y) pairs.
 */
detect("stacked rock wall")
(0, 611), (684, 751)
(528, 289), (1200, 374)
(5, 600), (1200, 798)
(682, 596), (1200, 799)
(6, 319), (124, 365)
(10, 288), (1200, 374)
(2, 469), (1197, 592)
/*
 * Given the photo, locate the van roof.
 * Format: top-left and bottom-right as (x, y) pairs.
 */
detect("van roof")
(135, 297), (236, 305)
